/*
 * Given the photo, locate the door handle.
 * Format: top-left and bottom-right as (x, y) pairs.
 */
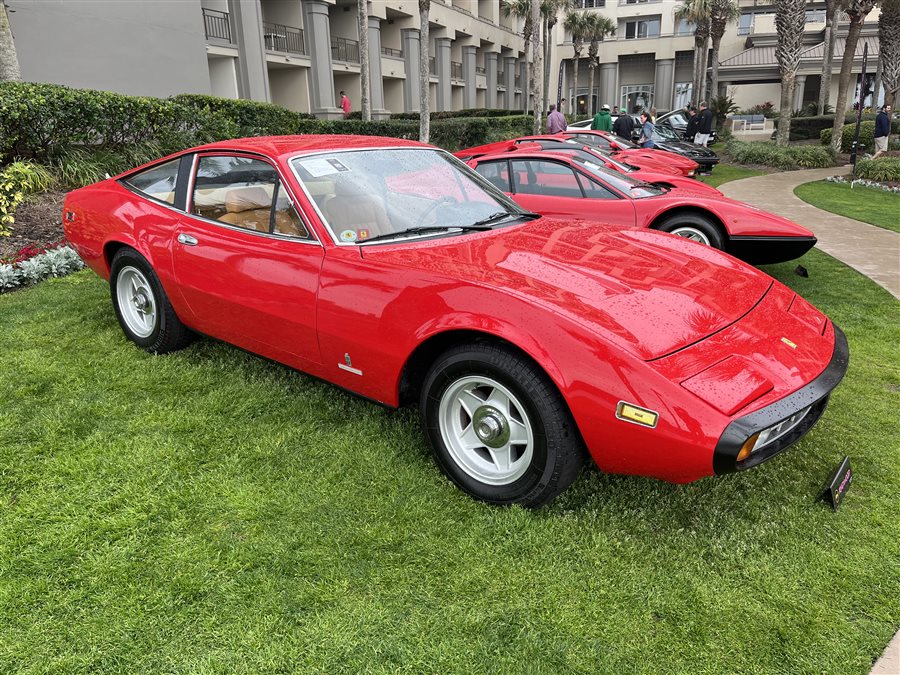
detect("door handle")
(177, 233), (198, 246)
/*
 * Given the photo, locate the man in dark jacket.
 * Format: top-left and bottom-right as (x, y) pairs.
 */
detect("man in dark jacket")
(695, 101), (714, 146)
(684, 107), (699, 142)
(873, 104), (892, 158)
(612, 112), (634, 141)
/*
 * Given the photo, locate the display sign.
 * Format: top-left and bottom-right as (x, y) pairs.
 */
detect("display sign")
(821, 456), (852, 511)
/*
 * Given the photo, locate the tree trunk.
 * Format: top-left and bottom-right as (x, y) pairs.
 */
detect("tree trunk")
(357, 0), (371, 121)
(0, 0), (21, 82)
(710, 35), (722, 100)
(419, 3), (430, 142)
(571, 56), (579, 117)
(873, 54), (883, 107)
(777, 72), (795, 145)
(587, 63), (595, 116)
(830, 19), (866, 153)
(523, 41), (531, 114)
(543, 17), (552, 116)
(531, 0), (542, 134)
(818, 1), (837, 114)
(698, 37), (710, 102)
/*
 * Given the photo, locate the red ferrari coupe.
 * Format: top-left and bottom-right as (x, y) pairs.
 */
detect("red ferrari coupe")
(464, 147), (817, 264)
(561, 129), (709, 176)
(63, 135), (848, 507)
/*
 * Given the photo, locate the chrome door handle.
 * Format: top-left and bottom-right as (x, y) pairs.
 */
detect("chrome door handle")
(177, 233), (198, 246)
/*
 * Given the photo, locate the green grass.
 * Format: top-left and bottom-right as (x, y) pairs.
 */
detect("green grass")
(795, 180), (900, 233)
(699, 163), (764, 188)
(1, 252), (898, 672)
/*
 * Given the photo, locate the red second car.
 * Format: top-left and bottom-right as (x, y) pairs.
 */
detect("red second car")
(62, 135), (848, 508)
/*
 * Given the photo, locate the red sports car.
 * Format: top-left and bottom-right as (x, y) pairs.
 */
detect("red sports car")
(561, 129), (711, 176)
(464, 147), (817, 264)
(63, 135), (848, 508)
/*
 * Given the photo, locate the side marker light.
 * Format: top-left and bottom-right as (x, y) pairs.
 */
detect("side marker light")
(615, 402), (659, 428)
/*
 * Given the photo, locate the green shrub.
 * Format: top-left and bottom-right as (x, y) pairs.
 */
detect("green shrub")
(389, 108), (527, 120)
(725, 140), (835, 169)
(854, 157), (900, 182)
(170, 94), (314, 136)
(820, 119), (900, 152)
(0, 161), (56, 236)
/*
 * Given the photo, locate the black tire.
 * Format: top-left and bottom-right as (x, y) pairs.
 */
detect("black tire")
(420, 343), (585, 508)
(656, 212), (724, 249)
(109, 248), (194, 354)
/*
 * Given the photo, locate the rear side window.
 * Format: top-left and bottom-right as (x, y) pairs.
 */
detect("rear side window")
(122, 159), (180, 205)
(511, 159), (583, 198)
(474, 161), (511, 192)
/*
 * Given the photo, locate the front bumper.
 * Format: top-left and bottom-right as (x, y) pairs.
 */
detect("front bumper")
(713, 324), (849, 474)
(728, 236), (817, 265)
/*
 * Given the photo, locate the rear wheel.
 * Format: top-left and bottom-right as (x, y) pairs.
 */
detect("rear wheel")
(657, 212), (724, 249)
(110, 248), (194, 354)
(420, 343), (585, 507)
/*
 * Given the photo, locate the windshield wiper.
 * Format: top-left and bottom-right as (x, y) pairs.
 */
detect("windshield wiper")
(469, 211), (521, 228)
(361, 223), (496, 244)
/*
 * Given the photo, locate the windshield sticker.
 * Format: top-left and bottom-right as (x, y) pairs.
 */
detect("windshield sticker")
(357, 229), (370, 240)
(339, 229), (358, 242)
(298, 157), (350, 177)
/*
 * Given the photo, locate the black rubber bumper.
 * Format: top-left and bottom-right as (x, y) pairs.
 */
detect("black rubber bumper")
(713, 324), (850, 475)
(728, 236), (818, 265)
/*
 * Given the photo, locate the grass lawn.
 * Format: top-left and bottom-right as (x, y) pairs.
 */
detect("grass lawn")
(795, 180), (900, 233)
(700, 163), (764, 188)
(1, 251), (898, 672)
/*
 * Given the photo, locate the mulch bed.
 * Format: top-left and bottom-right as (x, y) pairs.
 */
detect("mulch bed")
(1, 191), (67, 262)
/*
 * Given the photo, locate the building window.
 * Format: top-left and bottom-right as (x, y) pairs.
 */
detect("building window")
(805, 9), (826, 22)
(621, 84), (653, 114)
(674, 82), (692, 109)
(737, 13), (752, 35)
(675, 19), (694, 36)
(624, 18), (660, 39)
(577, 0), (605, 7)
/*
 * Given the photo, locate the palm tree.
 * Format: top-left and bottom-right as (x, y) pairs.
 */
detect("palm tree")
(708, 0), (741, 99)
(818, 0), (847, 114)
(563, 10), (591, 116)
(585, 14), (616, 116)
(542, 0), (573, 116)
(774, 0), (807, 145)
(676, 0), (712, 105)
(880, 0), (900, 109)
(357, 0), (370, 121)
(502, 0), (534, 113)
(830, 0), (880, 153)
(531, 0), (543, 132)
(0, 0), (21, 82)
(419, 0), (430, 142)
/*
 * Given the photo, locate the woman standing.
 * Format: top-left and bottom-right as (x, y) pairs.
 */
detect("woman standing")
(638, 112), (655, 148)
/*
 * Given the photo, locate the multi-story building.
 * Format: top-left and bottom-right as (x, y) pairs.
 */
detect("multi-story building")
(7, 0), (528, 118)
(550, 0), (881, 116)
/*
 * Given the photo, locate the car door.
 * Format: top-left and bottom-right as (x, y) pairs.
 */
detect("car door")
(172, 153), (325, 366)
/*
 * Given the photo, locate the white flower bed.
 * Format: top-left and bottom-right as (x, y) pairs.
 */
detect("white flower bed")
(825, 175), (900, 194)
(0, 245), (85, 293)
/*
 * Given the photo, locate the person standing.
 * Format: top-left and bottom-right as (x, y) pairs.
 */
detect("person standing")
(694, 101), (713, 146)
(637, 112), (655, 148)
(873, 104), (892, 158)
(547, 104), (567, 134)
(612, 110), (635, 140)
(612, 105), (620, 115)
(649, 106), (657, 123)
(591, 104), (613, 131)
(684, 106), (699, 142)
(340, 91), (351, 118)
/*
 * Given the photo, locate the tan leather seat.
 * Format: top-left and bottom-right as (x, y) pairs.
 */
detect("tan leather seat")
(324, 178), (390, 238)
(218, 186), (273, 232)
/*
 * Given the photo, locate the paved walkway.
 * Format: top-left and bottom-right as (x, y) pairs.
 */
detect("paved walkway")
(720, 166), (900, 300)
(723, 166), (900, 675)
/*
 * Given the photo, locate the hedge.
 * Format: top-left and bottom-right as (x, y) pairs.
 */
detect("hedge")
(854, 157), (900, 182)
(775, 114), (875, 141)
(389, 108), (529, 120)
(170, 94), (315, 136)
(820, 119), (900, 152)
(725, 140), (835, 169)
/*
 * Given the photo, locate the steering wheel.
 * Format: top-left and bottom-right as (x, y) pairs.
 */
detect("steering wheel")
(416, 196), (458, 227)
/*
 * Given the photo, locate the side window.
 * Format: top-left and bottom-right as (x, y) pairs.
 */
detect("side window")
(576, 173), (619, 200)
(122, 158), (179, 205)
(511, 160), (583, 198)
(474, 161), (511, 192)
(191, 156), (309, 238)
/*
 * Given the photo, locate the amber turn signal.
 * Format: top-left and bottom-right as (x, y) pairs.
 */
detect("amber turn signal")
(736, 433), (761, 462)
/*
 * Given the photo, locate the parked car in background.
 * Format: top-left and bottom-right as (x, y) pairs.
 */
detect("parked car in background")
(559, 130), (704, 177)
(463, 147), (816, 263)
(567, 127), (719, 174)
(63, 135), (846, 508)
(656, 109), (719, 144)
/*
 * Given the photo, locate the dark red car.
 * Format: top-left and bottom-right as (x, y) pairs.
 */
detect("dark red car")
(62, 135), (848, 507)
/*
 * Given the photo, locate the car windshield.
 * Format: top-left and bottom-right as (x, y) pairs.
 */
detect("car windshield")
(291, 148), (526, 244)
(571, 157), (665, 199)
(651, 124), (681, 141)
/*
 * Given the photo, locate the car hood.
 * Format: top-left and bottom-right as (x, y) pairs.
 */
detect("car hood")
(655, 141), (718, 158)
(362, 218), (772, 360)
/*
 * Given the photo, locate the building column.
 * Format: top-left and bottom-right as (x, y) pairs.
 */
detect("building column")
(793, 74), (808, 111)
(653, 58), (675, 112)
(504, 56), (517, 109)
(719, 80), (732, 98)
(462, 46), (477, 108)
(228, 0), (270, 102)
(486, 52), (498, 109)
(600, 62), (617, 112)
(519, 59), (528, 111)
(435, 37), (452, 111)
(302, 0), (341, 117)
(401, 28), (421, 112)
(366, 16), (390, 119)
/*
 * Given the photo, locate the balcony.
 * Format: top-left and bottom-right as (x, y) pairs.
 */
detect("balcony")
(202, 7), (233, 44)
(331, 36), (360, 63)
(451, 61), (464, 79)
(263, 21), (307, 56)
(381, 46), (403, 58)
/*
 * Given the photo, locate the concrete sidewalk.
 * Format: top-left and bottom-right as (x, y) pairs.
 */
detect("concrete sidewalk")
(722, 166), (900, 675)
(720, 166), (900, 300)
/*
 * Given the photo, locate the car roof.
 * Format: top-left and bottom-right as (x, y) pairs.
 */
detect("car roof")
(191, 134), (429, 160)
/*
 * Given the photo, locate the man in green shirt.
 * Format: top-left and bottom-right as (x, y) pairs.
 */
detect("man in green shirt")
(591, 104), (612, 131)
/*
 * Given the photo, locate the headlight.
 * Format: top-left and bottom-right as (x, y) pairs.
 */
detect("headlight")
(736, 406), (813, 462)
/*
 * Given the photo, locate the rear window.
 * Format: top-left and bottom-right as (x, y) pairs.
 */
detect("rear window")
(122, 159), (180, 205)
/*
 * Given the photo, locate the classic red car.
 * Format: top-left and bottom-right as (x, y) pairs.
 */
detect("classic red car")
(63, 135), (849, 507)
(464, 147), (817, 264)
(560, 129), (712, 176)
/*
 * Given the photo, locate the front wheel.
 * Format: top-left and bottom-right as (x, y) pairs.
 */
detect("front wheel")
(420, 343), (585, 507)
(657, 212), (724, 249)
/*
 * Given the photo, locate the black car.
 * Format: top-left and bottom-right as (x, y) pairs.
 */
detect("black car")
(656, 109), (719, 144)
(644, 124), (719, 174)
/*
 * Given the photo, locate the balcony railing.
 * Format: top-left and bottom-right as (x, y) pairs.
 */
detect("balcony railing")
(263, 21), (307, 56)
(331, 36), (360, 63)
(381, 46), (403, 58)
(475, 65), (486, 75)
(451, 61), (463, 79)
(202, 7), (233, 43)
